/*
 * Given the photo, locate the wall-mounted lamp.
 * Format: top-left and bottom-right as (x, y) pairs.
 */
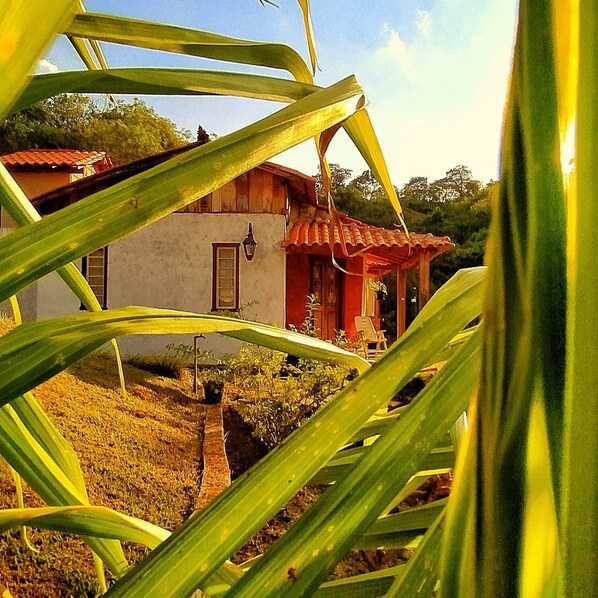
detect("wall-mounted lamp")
(242, 223), (257, 261)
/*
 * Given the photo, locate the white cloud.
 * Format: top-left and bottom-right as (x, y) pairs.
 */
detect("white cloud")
(374, 23), (416, 80)
(35, 59), (59, 74)
(352, 0), (517, 186)
(416, 10), (431, 38)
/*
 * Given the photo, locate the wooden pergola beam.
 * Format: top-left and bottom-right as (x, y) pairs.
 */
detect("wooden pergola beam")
(397, 266), (407, 337)
(418, 250), (431, 310)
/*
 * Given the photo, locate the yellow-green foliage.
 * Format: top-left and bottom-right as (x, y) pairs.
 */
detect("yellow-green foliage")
(222, 345), (353, 448)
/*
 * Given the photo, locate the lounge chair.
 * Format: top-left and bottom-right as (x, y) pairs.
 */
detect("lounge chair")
(354, 316), (388, 361)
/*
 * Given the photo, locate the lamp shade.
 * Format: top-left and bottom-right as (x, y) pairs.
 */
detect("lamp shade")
(242, 223), (257, 261)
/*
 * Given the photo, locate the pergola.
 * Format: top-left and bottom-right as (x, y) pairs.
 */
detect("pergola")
(283, 215), (454, 336)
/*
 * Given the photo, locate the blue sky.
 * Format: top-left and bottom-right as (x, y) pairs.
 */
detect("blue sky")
(41, 0), (519, 187)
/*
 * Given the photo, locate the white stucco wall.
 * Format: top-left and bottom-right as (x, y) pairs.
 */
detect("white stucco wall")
(107, 213), (287, 357)
(1, 213), (287, 359)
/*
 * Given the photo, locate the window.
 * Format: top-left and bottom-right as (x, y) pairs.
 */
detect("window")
(82, 247), (108, 309)
(212, 243), (239, 311)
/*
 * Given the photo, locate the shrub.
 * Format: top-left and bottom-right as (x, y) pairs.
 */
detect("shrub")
(124, 345), (191, 380)
(223, 345), (352, 448)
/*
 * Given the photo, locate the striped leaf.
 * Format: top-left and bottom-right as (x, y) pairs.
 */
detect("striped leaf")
(313, 566), (405, 598)
(64, 13), (314, 84)
(0, 505), (169, 549)
(384, 510), (445, 597)
(0, 163), (127, 396)
(440, 1), (567, 595)
(11, 69), (319, 113)
(0, 307), (368, 406)
(0, 403), (128, 575)
(561, 1), (598, 595)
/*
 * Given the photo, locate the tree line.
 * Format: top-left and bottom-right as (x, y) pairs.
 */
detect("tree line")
(322, 163), (492, 337)
(0, 94), (192, 165)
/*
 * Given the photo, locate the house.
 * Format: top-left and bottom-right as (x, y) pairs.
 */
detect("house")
(0, 149), (112, 202)
(0, 146), (453, 356)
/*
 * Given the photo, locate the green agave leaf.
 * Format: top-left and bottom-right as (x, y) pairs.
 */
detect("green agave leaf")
(296, 0), (318, 73)
(103, 269), (484, 597)
(228, 330), (480, 597)
(0, 505), (169, 549)
(11, 393), (87, 496)
(344, 111), (404, 219)
(561, 2), (598, 596)
(3, 299), (122, 585)
(0, 403), (128, 575)
(309, 445), (454, 486)
(384, 510), (445, 597)
(0, 0), (77, 118)
(345, 408), (404, 445)
(12, 68), (319, 114)
(8, 465), (37, 553)
(440, 1), (566, 596)
(0, 307), (368, 405)
(68, 34), (100, 70)
(0, 76), (367, 302)
(438, 408), (477, 598)
(356, 499), (446, 551)
(73, 0), (111, 70)
(0, 163), (107, 319)
(64, 12), (314, 84)
(313, 566), (405, 598)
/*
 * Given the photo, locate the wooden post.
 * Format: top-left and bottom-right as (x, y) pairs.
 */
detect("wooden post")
(397, 266), (407, 337)
(418, 251), (431, 310)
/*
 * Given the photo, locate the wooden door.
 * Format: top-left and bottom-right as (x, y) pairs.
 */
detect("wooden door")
(310, 257), (340, 340)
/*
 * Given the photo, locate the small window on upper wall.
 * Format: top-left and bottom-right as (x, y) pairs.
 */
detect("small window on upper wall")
(212, 243), (239, 311)
(81, 247), (108, 309)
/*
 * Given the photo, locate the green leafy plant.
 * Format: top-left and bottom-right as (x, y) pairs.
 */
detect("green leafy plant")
(222, 345), (352, 448)
(368, 279), (388, 295)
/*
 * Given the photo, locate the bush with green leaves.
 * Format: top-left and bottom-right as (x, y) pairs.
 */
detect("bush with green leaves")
(223, 345), (353, 448)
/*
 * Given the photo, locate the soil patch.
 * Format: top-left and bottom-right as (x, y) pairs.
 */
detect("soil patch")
(222, 405), (267, 479)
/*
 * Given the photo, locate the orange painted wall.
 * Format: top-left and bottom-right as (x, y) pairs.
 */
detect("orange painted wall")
(340, 256), (364, 339)
(9, 171), (71, 198)
(286, 253), (311, 330)
(286, 253), (364, 338)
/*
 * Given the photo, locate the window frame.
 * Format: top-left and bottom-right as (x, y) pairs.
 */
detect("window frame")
(212, 243), (240, 311)
(81, 246), (108, 310)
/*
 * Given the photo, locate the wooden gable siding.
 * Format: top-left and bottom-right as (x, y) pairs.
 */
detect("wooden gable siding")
(177, 169), (286, 215)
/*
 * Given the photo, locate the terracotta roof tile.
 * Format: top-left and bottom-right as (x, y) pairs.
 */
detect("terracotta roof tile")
(283, 218), (454, 253)
(1, 149), (112, 169)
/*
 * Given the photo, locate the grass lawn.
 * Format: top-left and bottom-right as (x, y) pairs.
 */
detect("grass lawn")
(0, 349), (200, 597)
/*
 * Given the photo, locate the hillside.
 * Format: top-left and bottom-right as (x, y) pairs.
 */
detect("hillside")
(0, 352), (200, 597)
